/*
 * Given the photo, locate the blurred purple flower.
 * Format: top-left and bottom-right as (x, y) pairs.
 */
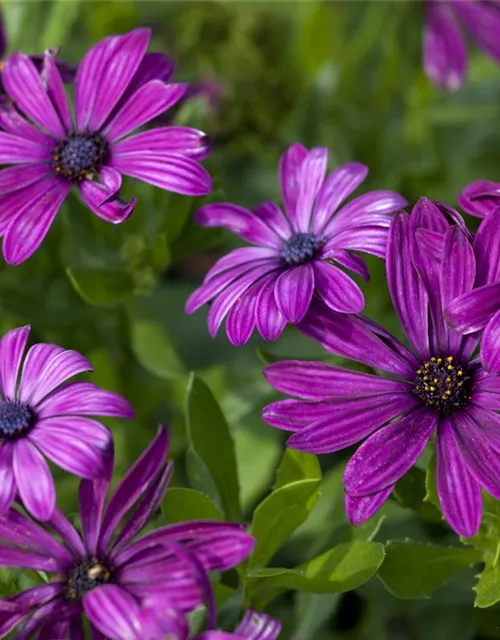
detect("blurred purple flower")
(0, 324), (133, 522)
(0, 427), (255, 638)
(194, 610), (282, 640)
(457, 180), (500, 219)
(0, 28), (212, 265)
(263, 199), (500, 538)
(186, 143), (406, 346)
(423, 0), (500, 90)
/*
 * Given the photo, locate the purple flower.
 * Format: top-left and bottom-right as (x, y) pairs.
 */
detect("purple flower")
(0, 427), (255, 638)
(263, 199), (500, 538)
(457, 180), (500, 219)
(423, 0), (500, 91)
(186, 143), (406, 345)
(0, 28), (212, 265)
(0, 324), (133, 521)
(193, 610), (282, 640)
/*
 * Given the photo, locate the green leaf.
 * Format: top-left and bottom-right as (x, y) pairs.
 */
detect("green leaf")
(393, 465), (442, 523)
(185, 374), (242, 521)
(66, 266), (132, 307)
(247, 541), (385, 606)
(185, 448), (220, 503)
(130, 320), (185, 380)
(39, 0), (82, 49)
(162, 487), (223, 524)
(475, 554), (500, 608)
(249, 450), (321, 569)
(379, 541), (482, 599)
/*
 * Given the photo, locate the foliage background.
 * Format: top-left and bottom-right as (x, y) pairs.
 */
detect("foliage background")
(2, 0), (500, 638)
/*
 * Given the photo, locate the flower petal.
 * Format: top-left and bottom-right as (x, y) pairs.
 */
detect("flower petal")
(2, 52), (65, 137)
(324, 225), (390, 259)
(0, 444), (16, 515)
(473, 206), (500, 287)
(105, 81), (187, 142)
(387, 213), (429, 358)
(236, 610), (282, 640)
(3, 179), (70, 265)
(436, 417), (482, 538)
(274, 263), (314, 323)
(423, 1), (467, 90)
(452, 0), (500, 63)
(113, 126), (210, 161)
(41, 50), (72, 131)
(279, 142), (308, 220)
(313, 261), (364, 314)
(0, 131), (52, 164)
(83, 585), (141, 640)
(111, 152), (212, 197)
(18, 344), (92, 406)
(0, 325), (30, 401)
(195, 203), (281, 248)
(225, 282), (259, 346)
(343, 407), (437, 496)
(78, 180), (136, 224)
(252, 201), (291, 240)
(312, 162), (368, 234)
(326, 249), (370, 281)
(458, 180), (500, 219)
(345, 485), (395, 526)
(326, 190), (407, 235)
(202, 246), (277, 283)
(292, 147), (328, 232)
(13, 440), (55, 521)
(79, 453), (113, 557)
(0, 164), (51, 196)
(35, 381), (134, 419)
(445, 283), (500, 334)
(255, 271), (287, 341)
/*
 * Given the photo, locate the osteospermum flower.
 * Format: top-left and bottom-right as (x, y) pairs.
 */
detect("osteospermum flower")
(423, 0), (500, 90)
(0, 427), (255, 638)
(263, 200), (500, 538)
(0, 28), (212, 265)
(186, 143), (406, 345)
(0, 324), (133, 521)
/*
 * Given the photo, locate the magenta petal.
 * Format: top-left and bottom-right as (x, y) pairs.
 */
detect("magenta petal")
(481, 310), (500, 373)
(129, 51), (175, 88)
(0, 165), (50, 196)
(313, 261), (364, 314)
(387, 213), (429, 358)
(41, 51), (72, 132)
(473, 206), (500, 287)
(236, 610), (282, 640)
(2, 52), (65, 137)
(274, 263), (314, 323)
(0, 444), (15, 514)
(326, 190), (407, 235)
(113, 126), (210, 161)
(279, 142), (308, 221)
(253, 201), (291, 240)
(36, 381), (134, 419)
(79, 453), (113, 557)
(88, 29), (151, 131)
(111, 152), (212, 196)
(423, 1), (467, 90)
(105, 81), (187, 142)
(0, 325), (29, 401)
(452, 0), (500, 63)
(225, 285), (258, 346)
(0, 101), (53, 144)
(458, 180), (500, 219)
(201, 247), (277, 283)
(255, 271), (287, 341)
(436, 418), (482, 538)
(0, 132), (52, 164)
(78, 179), (136, 224)
(83, 585), (141, 640)
(445, 283), (500, 334)
(312, 162), (368, 234)
(17, 343), (64, 402)
(440, 226), (475, 308)
(343, 407), (437, 496)
(195, 203), (281, 248)
(3, 179), (70, 265)
(292, 147), (328, 232)
(345, 485), (395, 526)
(13, 440), (55, 521)
(325, 225), (390, 259)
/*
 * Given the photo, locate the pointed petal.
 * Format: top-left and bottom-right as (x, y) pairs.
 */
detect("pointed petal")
(292, 147), (328, 232)
(279, 143), (308, 221)
(345, 485), (395, 525)
(36, 381), (134, 419)
(41, 51), (72, 131)
(313, 261), (364, 314)
(226, 282), (259, 346)
(255, 272), (287, 341)
(343, 407), (437, 495)
(436, 417), (482, 538)
(79, 452), (113, 556)
(0, 325), (30, 401)
(274, 263), (314, 323)
(13, 440), (55, 520)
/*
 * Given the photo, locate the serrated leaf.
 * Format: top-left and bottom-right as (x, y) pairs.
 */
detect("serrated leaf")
(379, 541), (482, 599)
(131, 320), (185, 380)
(162, 487), (223, 523)
(67, 266), (132, 306)
(186, 374), (242, 521)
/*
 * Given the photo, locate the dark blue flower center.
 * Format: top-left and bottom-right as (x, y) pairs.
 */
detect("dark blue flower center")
(0, 401), (33, 440)
(413, 356), (472, 414)
(281, 233), (318, 266)
(52, 132), (108, 181)
(65, 558), (113, 601)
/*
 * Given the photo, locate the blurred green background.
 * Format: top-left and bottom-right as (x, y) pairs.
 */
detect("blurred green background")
(2, 1), (500, 638)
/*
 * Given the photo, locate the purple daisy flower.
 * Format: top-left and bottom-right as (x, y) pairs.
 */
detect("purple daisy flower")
(423, 0), (500, 90)
(0, 324), (133, 522)
(0, 427), (255, 638)
(186, 143), (406, 345)
(263, 199), (500, 538)
(0, 28), (212, 265)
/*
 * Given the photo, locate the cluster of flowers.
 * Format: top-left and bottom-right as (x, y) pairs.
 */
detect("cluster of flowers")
(0, 1), (499, 637)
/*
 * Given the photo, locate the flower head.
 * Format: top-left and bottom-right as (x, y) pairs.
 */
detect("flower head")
(263, 199), (500, 537)
(0, 28), (212, 264)
(423, 0), (500, 90)
(0, 324), (133, 521)
(186, 143), (406, 345)
(0, 427), (255, 638)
